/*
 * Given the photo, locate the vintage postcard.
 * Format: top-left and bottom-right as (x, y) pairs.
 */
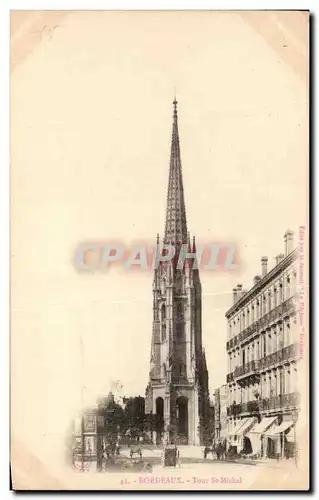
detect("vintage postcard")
(10, 10), (309, 491)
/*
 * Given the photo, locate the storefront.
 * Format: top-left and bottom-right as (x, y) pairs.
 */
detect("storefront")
(228, 417), (257, 453)
(263, 420), (294, 459)
(246, 416), (278, 457)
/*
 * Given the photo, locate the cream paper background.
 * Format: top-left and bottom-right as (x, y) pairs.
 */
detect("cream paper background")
(11, 10), (309, 490)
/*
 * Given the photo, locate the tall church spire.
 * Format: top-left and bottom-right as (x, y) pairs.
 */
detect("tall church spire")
(145, 100), (210, 447)
(164, 98), (188, 245)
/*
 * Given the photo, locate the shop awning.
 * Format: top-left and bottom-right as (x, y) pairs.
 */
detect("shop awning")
(227, 418), (249, 437)
(247, 416), (277, 436)
(233, 417), (256, 436)
(264, 420), (293, 437)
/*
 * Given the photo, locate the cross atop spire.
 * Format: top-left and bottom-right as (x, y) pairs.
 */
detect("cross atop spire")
(164, 99), (188, 245)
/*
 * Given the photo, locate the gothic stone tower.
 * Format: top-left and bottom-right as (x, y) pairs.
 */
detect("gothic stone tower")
(145, 99), (210, 446)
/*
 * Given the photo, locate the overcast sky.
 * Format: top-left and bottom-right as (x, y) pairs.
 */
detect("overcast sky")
(11, 11), (308, 448)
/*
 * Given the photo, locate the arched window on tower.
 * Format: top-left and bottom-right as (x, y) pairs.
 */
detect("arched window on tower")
(175, 274), (183, 293)
(161, 304), (166, 342)
(180, 363), (186, 377)
(176, 302), (183, 321)
(176, 322), (183, 339)
(161, 304), (166, 321)
(162, 363), (167, 381)
(161, 277), (166, 295)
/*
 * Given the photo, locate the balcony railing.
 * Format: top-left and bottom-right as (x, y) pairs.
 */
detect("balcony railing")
(233, 360), (260, 379)
(260, 392), (300, 411)
(227, 343), (299, 383)
(242, 400), (260, 414)
(260, 343), (299, 370)
(227, 297), (295, 351)
(227, 401), (259, 416)
(227, 392), (300, 416)
(227, 403), (242, 416)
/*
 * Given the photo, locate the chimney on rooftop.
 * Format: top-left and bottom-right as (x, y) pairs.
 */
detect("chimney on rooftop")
(261, 257), (268, 277)
(253, 275), (261, 286)
(237, 284), (243, 299)
(284, 230), (294, 256)
(275, 253), (285, 266)
(232, 288), (238, 304)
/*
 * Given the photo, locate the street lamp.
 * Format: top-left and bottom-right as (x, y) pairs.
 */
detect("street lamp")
(291, 410), (298, 467)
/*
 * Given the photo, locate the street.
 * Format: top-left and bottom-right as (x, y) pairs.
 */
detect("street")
(119, 445), (297, 475)
(120, 444), (296, 467)
(70, 444), (302, 490)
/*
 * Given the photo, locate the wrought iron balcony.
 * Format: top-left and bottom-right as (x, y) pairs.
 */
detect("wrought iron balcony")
(241, 400), (260, 414)
(227, 343), (298, 384)
(227, 403), (242, 416)
(283, 392), (300, 407)
(233, 360), (260, 379)
(260, 395), (281, 411)
(227, 297), (295, 351)
(227, 393), (300, 417)
(260, 392), (300, 411)
(260, 343), (299, 370)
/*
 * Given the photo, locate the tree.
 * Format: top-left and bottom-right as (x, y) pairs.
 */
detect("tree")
(123, 396), (145, 437)
(98, 392), (126, 441)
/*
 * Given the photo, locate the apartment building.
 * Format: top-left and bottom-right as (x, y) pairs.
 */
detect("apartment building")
(225, 230), (299, 459)
(214, 384), (228, 442)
